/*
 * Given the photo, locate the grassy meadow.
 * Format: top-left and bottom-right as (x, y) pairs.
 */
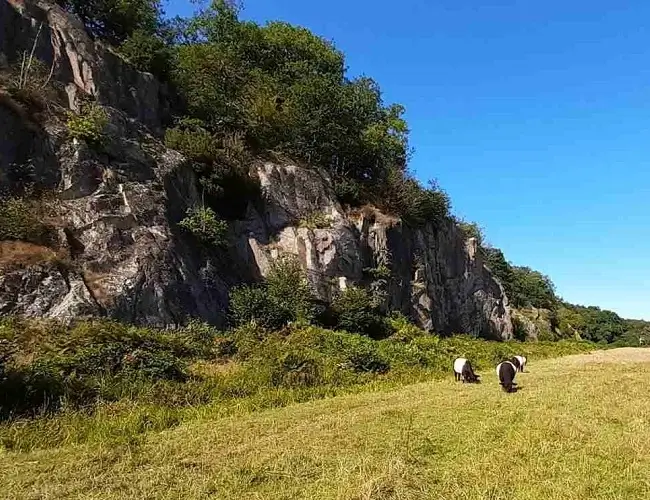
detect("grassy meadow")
(0, 317), (592, 453)
(2, 348), (650, 499)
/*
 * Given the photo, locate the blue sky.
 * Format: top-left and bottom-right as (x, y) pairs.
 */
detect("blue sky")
(165, 1), (650, 320)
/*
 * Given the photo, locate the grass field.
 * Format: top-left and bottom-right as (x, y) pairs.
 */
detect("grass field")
(2, 348), (650, 499)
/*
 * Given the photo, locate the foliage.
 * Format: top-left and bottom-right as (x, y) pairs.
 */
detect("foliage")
(117, 29), (173, 78)
(0, 197), (55, 246)
(483, 246), (556, 310)
(55, 0), (163, 45)
(483, 242), (632, 344)
(330, 287), (390, 339)
(229, 256), (315, 329)
(229, 285), (291, 331)
(178, 206), (228, 246)
(482, 247), (514, 294)
(378, 171), (451, 226)
(298, 212), (333, 230)
(266, 256), (315, 322)
(164, 121), (256, 219)
(458, 219), (485, 246)
(164, 120), (221, 164)
(387, 312), (426, 343)
(66, 102), (108, 145)
(2, 57), (61, 114)
(364, 264), (392, 281)
(0, 318), (221, 419)
(343, 340), (390, 373)
(557, 304), (627, 344)
(166, 2), (429, 218)
(510, 266), (557, 310)
(620, 319), (650, 346)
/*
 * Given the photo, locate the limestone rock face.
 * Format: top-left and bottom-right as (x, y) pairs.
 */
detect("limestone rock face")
(511, 307), (561, 341)
(0, 0), (513, 339)
(1, 0), (171, 132)
(245, 165), (512, 339)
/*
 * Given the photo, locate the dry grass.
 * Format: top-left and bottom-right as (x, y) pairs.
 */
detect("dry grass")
(0, 241), (59, 270)
(348, 205), (401, 227)
(2, 348), (650, 499)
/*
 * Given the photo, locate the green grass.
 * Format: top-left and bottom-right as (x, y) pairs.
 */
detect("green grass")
(0, 328), (593, 453)
(2, 348), (650, 499)
(0, 317), (595, 453)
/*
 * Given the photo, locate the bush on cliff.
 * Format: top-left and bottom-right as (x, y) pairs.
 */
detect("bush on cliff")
(229, 256), (316, 329)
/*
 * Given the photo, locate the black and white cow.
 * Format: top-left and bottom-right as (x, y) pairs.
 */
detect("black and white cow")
(509, 355), (527, 373)
(496, 360), (517, 393)
(453, 357), (480, 383)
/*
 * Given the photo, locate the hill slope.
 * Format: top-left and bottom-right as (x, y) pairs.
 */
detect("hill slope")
(3, 348), (650, 499)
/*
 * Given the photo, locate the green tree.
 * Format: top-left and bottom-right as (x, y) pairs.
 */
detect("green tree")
(458, 220), (485, 246)
(482, 247), (515, 298)
(510, 266), (557, 310)
(56, 0), (163, 45)
(167, 1), (420, 219)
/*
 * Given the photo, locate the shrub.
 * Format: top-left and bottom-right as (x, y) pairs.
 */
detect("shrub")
(0, 197), (55, 245)
(364, 264), (392, 281)
(378, 169), (451, 227)
(164, 121), (221, 165)
(229, 256), (315, 329)
(266, 256), (315, 322)
(178, 206), (228, 246)
(173, 320), (221, 358)
(299, 212), (333, 230)
(387, 312), (426, 343)
(165, 121), (257, 219)
(2, 57), (62, 115)
(458, 220), (485, 246)
(271, 350), (324, 388)
(330, 287), (390, 339)
(333, 178), (363, 207)
(229, 285), (293, 331)
(0, 320), (192, 419)
(55, 0), (163, 46)
(342, 339), (390, 373)
(66, 102), (108, 146)
(118, 29), (172, 78)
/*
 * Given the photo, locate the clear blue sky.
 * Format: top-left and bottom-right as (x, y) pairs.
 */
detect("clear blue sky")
(166, 1), (650, 320)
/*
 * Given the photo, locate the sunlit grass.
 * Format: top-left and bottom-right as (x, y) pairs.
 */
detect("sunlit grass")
(2, 349), (650, 499)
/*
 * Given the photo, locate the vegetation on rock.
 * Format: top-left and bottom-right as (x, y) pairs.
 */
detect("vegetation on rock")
(0, 196), (55, 246)
(59, 0), (449, 226)
(65, 101), (108, 145)
(178, 206), (228, 246)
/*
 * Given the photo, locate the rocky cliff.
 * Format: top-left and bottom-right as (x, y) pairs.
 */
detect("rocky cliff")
(0, 0), (513, 339)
